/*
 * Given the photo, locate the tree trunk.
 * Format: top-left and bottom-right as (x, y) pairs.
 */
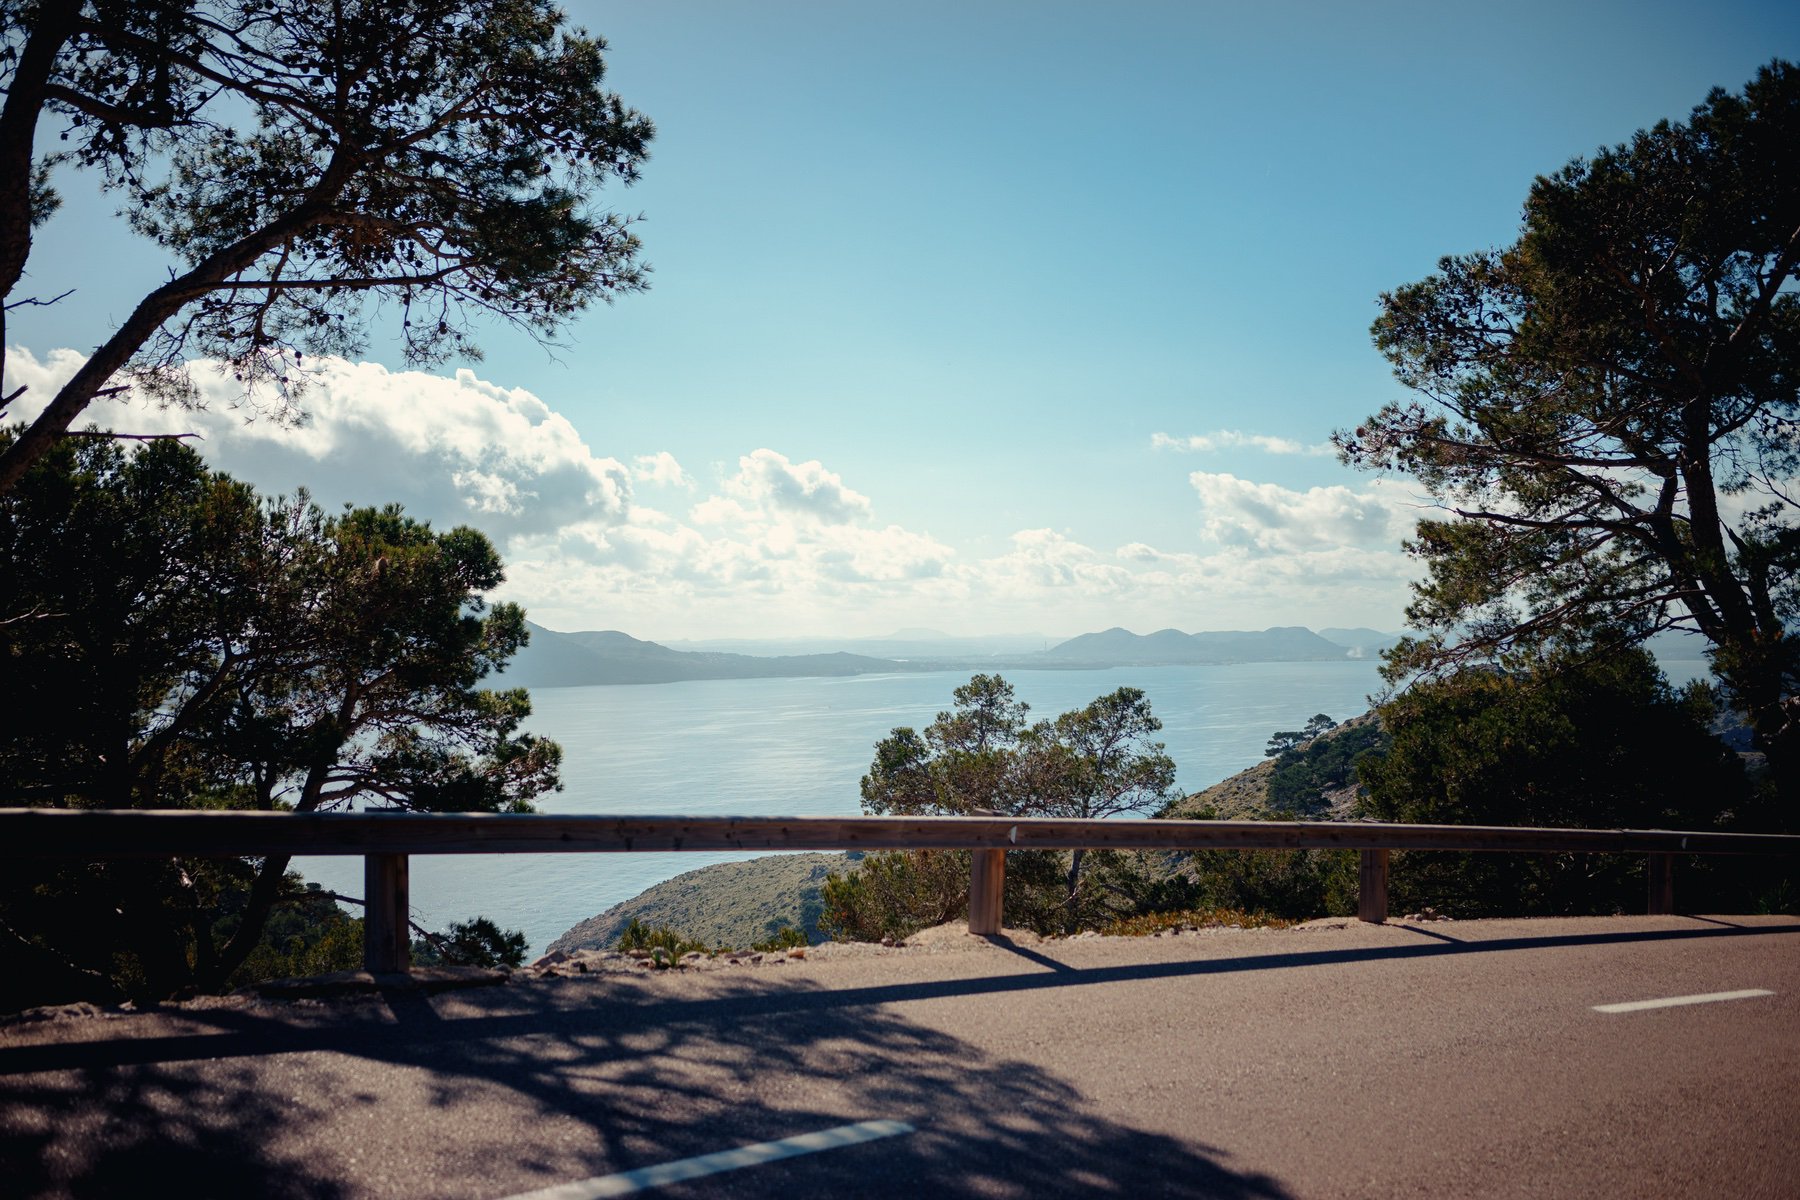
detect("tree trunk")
(0, 2), (79, 309)
(194, 853), (293, 992)
(1063, 847), (1086, 935)
(194, 740), (347, 992)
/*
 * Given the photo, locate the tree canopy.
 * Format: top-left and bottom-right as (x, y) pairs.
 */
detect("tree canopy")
(0, 0), (652, 492)
(830, 675), (1179, 938)
(1337, 60), (1800, 793)
(0, 431), (558, 1000)
(1264, 713), (1335, 759)
(1358, 648), (1753, 914)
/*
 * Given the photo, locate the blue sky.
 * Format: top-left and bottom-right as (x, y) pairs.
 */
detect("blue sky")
(7, 1), (1798, 639)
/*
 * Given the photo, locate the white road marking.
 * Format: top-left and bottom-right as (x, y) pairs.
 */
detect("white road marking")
(497, 1119), (917, 1199)
(1593, 988), (1774, 1014)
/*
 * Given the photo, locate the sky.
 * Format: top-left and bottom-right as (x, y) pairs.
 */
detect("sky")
(6, 1), (1799, 640)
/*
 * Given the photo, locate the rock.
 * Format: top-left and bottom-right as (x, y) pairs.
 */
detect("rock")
(13, 1002), (106, 1024)
(249, 966), (507, 999)
(529, 950), (570, 970)
(786, 947), (806, 960)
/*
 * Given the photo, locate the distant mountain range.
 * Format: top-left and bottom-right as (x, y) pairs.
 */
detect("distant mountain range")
(495, 623), (1406, 688)
(660, 630), (1063, 658)
(498, 625), (910, 687)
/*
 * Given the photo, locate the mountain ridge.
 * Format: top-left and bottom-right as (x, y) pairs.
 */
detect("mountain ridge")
(498, 623), (1406, 688)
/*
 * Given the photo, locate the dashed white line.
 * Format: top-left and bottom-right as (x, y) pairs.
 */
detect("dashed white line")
(497, 1119), (917, 1199)
(1593, 988), (1775, 1014)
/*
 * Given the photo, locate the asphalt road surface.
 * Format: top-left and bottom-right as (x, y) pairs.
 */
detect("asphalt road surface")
(2, 914), (1796, 1199)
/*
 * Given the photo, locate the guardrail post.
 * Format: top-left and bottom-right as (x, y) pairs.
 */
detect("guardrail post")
(364, 853), (410, 973)
(969, 849), (1005, 935)
(1358, 848), (1389, 923)
(1647, 852), (1675, 915)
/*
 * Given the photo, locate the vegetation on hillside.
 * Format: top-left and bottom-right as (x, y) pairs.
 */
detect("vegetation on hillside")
(0, 436), (541, 1009)
(412, 918), (529, 971)
(547, 853), (848, 954)
(1158, 648), (1777, 922)
(1360, 648), (1768, 916)
(823, 675), (1182, 940)
(1265, 717), (1388, 816)
(609, 917), (809, 969)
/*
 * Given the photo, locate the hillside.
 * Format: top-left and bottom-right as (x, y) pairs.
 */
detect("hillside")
(1164, 713), (1385, 821)
(1165, 757), (1280, 819)
(546, 853), (854, 952)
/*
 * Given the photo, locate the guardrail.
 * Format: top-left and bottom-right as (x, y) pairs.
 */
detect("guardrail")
(5, 809), (1797, 972)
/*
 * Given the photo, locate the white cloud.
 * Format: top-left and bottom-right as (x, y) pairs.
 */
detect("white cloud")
(2, 347), (632, 538)
(979, 529), (1135, 595)
(632, 451), (692, 488)
(720, 448), (872, 524)
(1188, 471), (1417, 552)
(1152, 430), (1334, 457)
(4, 345), (1414, 636)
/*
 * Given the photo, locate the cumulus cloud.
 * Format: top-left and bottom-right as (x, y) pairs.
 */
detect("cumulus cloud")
(1188, 471), (1417, 552)
(1152, 430), (1334, 457)
(632, 451), (692, 489)
(981, 529), (1135, 595)
(720, 448), (872, 524)
(4, 345), (1414, 635)
(2, 347), (632, 538)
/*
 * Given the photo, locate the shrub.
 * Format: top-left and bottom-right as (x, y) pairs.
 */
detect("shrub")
(412, 917), (528, 969)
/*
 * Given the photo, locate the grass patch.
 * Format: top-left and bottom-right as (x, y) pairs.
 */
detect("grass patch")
(1100, 907), (1296, 937)
(615, 918), (811, 968)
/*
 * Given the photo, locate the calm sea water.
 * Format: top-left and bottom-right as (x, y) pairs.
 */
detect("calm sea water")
(296, 662), (1391, 954)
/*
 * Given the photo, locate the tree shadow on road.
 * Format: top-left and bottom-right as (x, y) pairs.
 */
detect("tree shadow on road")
(0, 1044), (346, 1200)
(0, 970), (1290, 1199)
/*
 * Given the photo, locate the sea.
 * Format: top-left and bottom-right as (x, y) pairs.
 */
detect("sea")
(294, 654), (1711, 955)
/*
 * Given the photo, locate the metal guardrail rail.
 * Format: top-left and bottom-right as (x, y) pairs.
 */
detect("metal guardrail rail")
(5, 809), (1797, 971)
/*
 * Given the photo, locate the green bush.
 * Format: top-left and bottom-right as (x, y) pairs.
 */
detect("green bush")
(1360, 649), (1760, 917)
(820, 850), (969, 942)
(752, 926), (809, 952)
(1265, 721), (1389, 815)
(1102, 907), (1296, 936)
(224, 883), (365, 989)
(412, 917), (528, 969)
(616, 918), (711, 959)
(820, 846), (1182, 940)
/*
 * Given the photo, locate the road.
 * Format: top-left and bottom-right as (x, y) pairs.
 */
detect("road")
(2, 914), (1796, 1198)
